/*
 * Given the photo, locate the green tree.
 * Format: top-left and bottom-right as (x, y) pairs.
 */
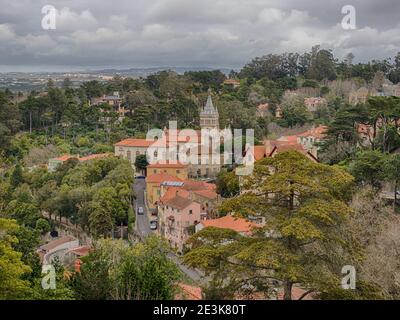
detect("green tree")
(0, 218), (32, 299)
(216, 170), (240, 198)
(383, 153), (400, 211)
(35, 218), (51, 235)
(185, 151), (358, 300)
(135, 154), (149, 171)
(348, 150), (386, 189)
(0, 91), (21, 154)
(10, 163), (24, 189)
(72, 237), (180, 300)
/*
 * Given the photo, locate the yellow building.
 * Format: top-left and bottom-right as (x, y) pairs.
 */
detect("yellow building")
(147, 162), (188, 180)
(146, 174), (183, 209)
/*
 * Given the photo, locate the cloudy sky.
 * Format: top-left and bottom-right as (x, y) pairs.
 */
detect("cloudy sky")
(0, 0), (399, 71)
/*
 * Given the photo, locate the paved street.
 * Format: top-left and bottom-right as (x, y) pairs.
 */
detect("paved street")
(133, 177), (206, 284)
(133, 178), (152, 238)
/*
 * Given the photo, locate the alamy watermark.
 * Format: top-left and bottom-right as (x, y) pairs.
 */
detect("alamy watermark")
(41, 5), (57, 30)
(41, 264), (56, 290)
(341, 5), (356, 30)
(144, 121), (255, 175)
(341, 265), (356, 290)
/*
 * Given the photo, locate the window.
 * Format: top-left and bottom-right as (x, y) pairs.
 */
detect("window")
(136, 151), (140, 156)
(153, 169), (157, 174)
(189, 210), (193, 215)
(177, 170), (180, 174)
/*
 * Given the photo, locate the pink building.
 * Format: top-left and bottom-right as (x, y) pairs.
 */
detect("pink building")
(158, 187), (205, 252)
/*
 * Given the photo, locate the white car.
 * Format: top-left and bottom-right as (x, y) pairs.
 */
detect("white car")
(137, 207), (144, 215)
(150, 220), (158, 230)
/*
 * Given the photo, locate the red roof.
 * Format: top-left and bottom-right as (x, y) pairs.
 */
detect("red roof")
(159, 187), (190, 204)
(200, 215), (257, 234)
(182, 180), (216, 191)
(115, 138), (155, 147)
(163, 195), (194, 210)
(146, 173), (182, 184)
(253, 145), (268, 161)
(175, 283), (203, 300)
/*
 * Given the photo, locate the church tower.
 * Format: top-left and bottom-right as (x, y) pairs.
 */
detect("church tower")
(200, 89), (219, 130)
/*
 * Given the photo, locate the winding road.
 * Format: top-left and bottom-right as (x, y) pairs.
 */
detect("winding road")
(133, 178), (206, 284)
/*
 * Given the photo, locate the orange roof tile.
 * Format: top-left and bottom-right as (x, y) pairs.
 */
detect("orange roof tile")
(159, 187), (190, 204)
(200, 215), (257, 234)
(176, 283), (203, 300)
(115, 138), (155, 147)
(146, 173), (182, 184)
(182, 180), (216, 191)
(253, 145), (267, 161)
(192, 189), (217, 200)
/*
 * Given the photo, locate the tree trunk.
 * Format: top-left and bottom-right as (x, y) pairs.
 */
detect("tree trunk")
(283, 281), (293, 300)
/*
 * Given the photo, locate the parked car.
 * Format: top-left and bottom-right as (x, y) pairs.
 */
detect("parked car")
(137, 207), (144, 215)
(136, 176), (146, 179)
(150, 220), (158, 230)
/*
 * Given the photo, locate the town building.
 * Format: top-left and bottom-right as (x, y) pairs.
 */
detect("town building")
(157, 180), (218, 251)
(256, 103), (270, 117)
(90, 91), (127, 120)
(146, 174), (183, 209)
(48, 153), (113, 172)
(115, 92), (224, 178)
(304, 97), (327, 112)
(37, 236), (79, 265)
(200, 90), (219, 130)
(223, 79), (240, 89)
(147, 162), (188, 180)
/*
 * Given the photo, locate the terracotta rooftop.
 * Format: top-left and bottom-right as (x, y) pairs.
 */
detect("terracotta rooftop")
(159, 187), (190, 204)
(175, 283), (203, 300)
(200, 215), (257, 234)
(163, 194), (194, 210)
(115, 138), (155, 147)
(146, 173), (182, 184)
(192, 189), (217, 200)
(253, 145), (268, 161)
(182, 180), (216, 191)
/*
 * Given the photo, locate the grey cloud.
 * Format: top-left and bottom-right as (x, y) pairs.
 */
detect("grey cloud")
(0, 0), (399, 71)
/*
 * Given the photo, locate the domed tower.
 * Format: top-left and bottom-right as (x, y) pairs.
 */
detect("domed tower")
(200, 89), (219, 130)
